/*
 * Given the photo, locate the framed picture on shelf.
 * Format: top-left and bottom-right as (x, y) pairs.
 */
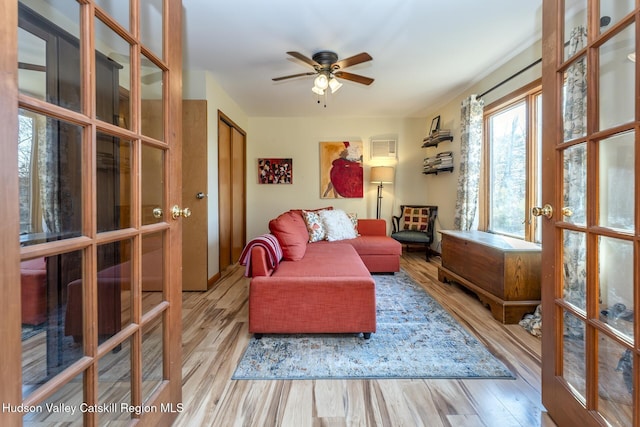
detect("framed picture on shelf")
(429, 115), (441, 134)
(258, 158), (292, 184)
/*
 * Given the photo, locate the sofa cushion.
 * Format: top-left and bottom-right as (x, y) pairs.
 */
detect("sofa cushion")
(273, 243), (369, 277)
(269, 211), (309, 261)
(319, 209), (357, 241)
(340, 235), (402, 256)
(402, 206), (432, 232)
(302, 209), (327, 242)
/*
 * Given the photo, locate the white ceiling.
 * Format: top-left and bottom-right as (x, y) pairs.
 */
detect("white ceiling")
(182, 0), (543, 118)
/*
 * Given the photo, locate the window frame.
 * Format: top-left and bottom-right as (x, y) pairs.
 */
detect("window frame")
(481, 80), (542, 242)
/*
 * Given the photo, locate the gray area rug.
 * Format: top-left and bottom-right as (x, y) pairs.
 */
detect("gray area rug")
(232, 270), (515, 380)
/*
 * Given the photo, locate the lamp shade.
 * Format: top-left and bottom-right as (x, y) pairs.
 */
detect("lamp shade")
(314, 74), (329, 90)
(329, 77), (343, 93)
(370, 166), (394, 184)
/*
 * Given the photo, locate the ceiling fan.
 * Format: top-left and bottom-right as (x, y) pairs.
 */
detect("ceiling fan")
(273, 51), (374, 94)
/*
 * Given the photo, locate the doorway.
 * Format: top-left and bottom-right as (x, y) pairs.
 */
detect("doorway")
(218, 111), (247, 273)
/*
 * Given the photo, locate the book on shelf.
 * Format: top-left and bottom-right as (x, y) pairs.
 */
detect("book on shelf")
(423, 130), (451, 142)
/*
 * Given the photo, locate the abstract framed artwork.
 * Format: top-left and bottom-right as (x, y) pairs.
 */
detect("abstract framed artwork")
(258, 158), (292, 184)
(320, 141), (363, 198)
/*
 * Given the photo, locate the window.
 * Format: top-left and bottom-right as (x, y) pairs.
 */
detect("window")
(483, 83), (542, 242)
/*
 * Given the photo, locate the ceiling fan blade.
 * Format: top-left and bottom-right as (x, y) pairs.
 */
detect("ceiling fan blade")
(272, 72), (316, 81)
(333, 71), (374, 86)
(286, 51), (320, 68)
(333, 52), (372, 70)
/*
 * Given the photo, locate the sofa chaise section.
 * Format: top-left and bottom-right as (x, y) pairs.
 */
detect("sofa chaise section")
(248, 242), (376, 338)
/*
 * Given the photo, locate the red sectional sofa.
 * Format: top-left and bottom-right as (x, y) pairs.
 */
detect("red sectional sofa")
(245, 209), (402, 339)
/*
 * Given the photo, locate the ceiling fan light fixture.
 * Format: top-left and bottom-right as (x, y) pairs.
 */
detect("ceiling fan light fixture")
(311, 86), (325, 95)
(329, 76), (343, 93)
(314, 73), (329, 90)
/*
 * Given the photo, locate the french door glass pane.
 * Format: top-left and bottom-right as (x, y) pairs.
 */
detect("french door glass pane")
(597, 332), (633, 426)
(22, 250), (84, 398)
(95, 0), (130, 31)
(97, 132), (132, 232)
(562, 143), (587, 226)
(18, 109), (83, 246)
(598, 236), (634, 342)
(98, 337), (133, 424)
(141, 145), (164, 225)
(140, 0), (163, 59)
(97, 240), (133, 343)
(18, 1), (81, 113)
(599, 24), (635, 130)
(563, 310), (587, 401)
(598, 132), (634, 232)
(142, 315), (164, 403)
(564, 0), (587, 61)
(488, 101), (526, 238)
(142, 232), (164, 298)
(17, 27), (46, 102)
(563, 230), (586, 311)
(141, 53), (164, 141)
(563, 55), (587, 142)
(600, 0), (635, 34)
(24, 372), (84, 424)
(95, 17), (131, 129)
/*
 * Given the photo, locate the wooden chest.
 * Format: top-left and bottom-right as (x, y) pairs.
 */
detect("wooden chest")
(437, 230), (541, 324)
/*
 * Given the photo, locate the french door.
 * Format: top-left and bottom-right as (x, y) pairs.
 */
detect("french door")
(1, 0), (184, 425)
(541, 0), (639, 425)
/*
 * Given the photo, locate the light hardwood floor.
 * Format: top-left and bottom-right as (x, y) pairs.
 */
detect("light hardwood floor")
(174, 252), (557, 427)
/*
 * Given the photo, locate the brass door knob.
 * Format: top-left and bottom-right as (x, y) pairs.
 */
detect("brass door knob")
(531, 204), (553, 219)
(152, 207), (163, 219)
(171, 205), (192, 220)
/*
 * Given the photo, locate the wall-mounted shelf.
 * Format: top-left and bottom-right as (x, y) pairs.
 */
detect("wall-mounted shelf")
(422, 130), (453, 148)
(423, 151), (454, 175)
(423, 167), (454, 175)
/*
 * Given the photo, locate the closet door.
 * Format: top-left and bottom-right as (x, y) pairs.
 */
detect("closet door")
(218, 111), (246, 273)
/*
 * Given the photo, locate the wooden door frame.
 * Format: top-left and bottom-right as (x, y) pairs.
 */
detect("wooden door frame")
(0, 1), (23, 424)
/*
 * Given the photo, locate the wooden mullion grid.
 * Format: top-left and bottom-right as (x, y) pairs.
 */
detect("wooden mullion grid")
(82, 2), (99, 427)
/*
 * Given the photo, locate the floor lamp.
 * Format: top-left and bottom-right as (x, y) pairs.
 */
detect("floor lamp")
(370, 166), (394, 219)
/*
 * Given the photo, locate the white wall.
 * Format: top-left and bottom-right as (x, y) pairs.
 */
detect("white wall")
(246, 116), (425, 239)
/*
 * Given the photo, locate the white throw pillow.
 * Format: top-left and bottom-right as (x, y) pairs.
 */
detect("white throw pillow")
(319, 209), (357, 241)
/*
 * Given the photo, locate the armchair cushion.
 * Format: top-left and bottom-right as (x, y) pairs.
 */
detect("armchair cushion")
(402, 206), (432, 232)
(391, 205), (438, 259)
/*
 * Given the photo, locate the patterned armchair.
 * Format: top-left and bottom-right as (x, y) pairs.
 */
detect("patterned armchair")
(391, 205), (438, 260)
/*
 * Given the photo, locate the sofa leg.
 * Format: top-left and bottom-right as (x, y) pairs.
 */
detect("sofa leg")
(363, 332), (371, 339)
(254, 333), (263, 340)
